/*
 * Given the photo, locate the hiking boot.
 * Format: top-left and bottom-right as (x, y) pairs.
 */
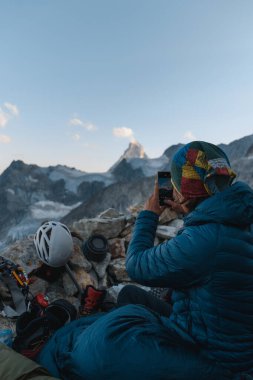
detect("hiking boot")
(13, 311), (50, 359)
(13, 299), (77, 359)
(79, 285), (106, 316)
(46, 298), (77, 328)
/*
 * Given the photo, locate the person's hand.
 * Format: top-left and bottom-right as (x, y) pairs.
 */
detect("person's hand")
(144, 180), (166, 216)
(164, 199), (187, 214)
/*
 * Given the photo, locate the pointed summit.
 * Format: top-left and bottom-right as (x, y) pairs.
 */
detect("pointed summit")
(109, 141), (148, 172)
(121, 140), (148, 160)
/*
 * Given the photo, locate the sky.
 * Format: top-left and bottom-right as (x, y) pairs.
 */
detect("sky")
(1, 0), (253, 173)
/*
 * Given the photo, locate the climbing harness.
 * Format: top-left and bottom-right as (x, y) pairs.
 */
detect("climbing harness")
(0, 255), (32, 318)
(0, 255), (50, 318)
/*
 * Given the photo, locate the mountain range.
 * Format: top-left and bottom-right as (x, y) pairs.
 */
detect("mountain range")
(1, 135), (253, 247)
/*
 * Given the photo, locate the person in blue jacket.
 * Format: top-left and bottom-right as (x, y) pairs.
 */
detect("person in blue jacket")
(37, 141), (253, 380)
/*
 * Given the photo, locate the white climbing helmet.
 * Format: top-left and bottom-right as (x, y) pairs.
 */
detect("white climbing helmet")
(34, 221), (73, 267)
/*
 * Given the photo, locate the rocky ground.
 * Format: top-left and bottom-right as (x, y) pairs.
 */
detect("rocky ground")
(0, 207), (183, 333)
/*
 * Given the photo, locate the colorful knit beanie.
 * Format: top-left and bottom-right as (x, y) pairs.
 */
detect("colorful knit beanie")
(171, 141), (236, 199)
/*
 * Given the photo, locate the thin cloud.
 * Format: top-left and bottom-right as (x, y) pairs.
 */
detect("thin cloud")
(183, 130), (197, 141)
(0, 102), (19, 128)
(113, 127), (134, 141)
(72, 133), (81, 141)
(70, 118), (83, 126)
(0, 134), (11, 144)
(85, 123), (97, 131)
(69, 117), (97, 131)
(4, 102), (19, 116)
(0, 111), (8, 128)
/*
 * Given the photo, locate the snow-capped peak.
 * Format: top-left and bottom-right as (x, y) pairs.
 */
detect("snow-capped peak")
(122, 140), (148, 160)
(109, 140), (148, 172)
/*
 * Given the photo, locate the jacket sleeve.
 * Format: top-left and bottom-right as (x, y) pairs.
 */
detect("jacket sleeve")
(126, 210), (217, 288)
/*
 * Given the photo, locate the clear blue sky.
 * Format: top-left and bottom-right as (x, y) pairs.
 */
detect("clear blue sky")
(1, 0), (253, 173)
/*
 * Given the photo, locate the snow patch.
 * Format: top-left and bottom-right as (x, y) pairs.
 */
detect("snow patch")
(0, 240), (6, 250)
(30, 201), (82, 220)
(28, 175), (39, 183)
(80, 173), (114, 184)
(6, 222), (39, 242)
(48, 166), (113, 192)
(49, 165), (85, 180)
(6, 188), (15, 195)
(129, 155), (170, 176)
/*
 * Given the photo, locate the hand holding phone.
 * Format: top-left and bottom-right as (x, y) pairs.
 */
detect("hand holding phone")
(158, 172), (173, 206)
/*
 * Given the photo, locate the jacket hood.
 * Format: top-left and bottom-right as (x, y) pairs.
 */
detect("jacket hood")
(184, 181), (253, 228)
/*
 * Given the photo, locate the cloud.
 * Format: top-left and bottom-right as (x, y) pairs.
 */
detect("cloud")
(113, 127), (134, 140)
(0, 111), (8, 128)
(85, 123), (97, 131)
(69, 118), (97, 131)
(183, 130), (196, 141)
(0, 134), (11, 144)
(70, 118), (83, 126)
(4, 102), (19, 116)
(0, 102), (19, 128)
(72, 133), (81, 141)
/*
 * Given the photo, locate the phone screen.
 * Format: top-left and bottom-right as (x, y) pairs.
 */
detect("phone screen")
(158, 172), (173, 206)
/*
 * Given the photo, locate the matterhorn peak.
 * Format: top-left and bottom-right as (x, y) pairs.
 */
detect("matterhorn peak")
(122, 140), (148, 160)
(108, 140), (148, 172)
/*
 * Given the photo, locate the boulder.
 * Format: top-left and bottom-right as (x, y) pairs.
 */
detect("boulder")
(97, 208), (124, 219)
(90, 252), (111, 279)
(108, 238), (126, 259)
(72, 216), (127, 240)
(108, 258), (131, 283)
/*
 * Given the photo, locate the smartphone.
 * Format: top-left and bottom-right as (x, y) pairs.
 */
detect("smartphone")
(158, 171), (173, 206)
